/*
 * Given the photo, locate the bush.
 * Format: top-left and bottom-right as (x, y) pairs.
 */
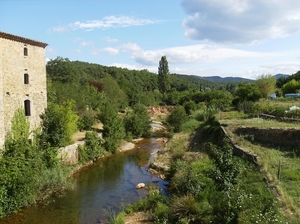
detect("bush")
(79, 131), (104, 162)
(40, 101), (78, 147)
(124, 103), (151, 138)
(97, 102), (125, 153)
(170, 194), (199, 222)
(180, 118), (200, 133)
(166, 106), (188, 132)
(77, 115), (93, 131)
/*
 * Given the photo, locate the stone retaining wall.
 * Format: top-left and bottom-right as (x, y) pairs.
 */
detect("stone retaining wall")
(233, 127), (300, 147)
(221, 127), (260, 166)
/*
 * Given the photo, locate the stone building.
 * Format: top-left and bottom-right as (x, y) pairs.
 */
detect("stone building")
(0, 31), (48, 148)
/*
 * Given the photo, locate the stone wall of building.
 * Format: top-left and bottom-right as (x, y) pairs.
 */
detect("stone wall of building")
(0, 33), (47, 148)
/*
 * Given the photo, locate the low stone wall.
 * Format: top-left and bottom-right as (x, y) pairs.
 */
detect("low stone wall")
(221, 127), (260, 166)
(57, 141), (84, 164)
(233, 127), (300, 147)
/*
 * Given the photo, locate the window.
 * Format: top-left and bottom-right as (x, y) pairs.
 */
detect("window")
(24, 47), (28, 56)
(24, 73), (29, 84)
(24, 100), (31, 116)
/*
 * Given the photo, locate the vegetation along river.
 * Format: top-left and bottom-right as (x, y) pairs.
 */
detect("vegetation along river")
(0, 138), (168, 224)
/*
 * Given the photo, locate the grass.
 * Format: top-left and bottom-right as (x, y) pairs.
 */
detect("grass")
(221, 116), (300, 129)
(224, 122), (300, 222)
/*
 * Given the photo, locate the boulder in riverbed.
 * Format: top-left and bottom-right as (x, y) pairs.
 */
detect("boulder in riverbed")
(136, 183), (146, 189)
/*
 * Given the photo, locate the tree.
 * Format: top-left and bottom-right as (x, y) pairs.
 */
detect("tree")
(97, 102), (125, 153)
(158, 55), (170, 94)
(282, 79), (300, 95)
(234, 83), (262, 102)
(124, 103), (151, 138)
(40, 101), (78, 147)
(166, 106), (188, 132)
(255, 74), (276, 98)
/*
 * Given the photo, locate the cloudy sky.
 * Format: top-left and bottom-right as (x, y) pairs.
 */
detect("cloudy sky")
(1, 0), (300, 79)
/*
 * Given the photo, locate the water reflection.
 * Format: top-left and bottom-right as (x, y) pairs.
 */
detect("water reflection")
(0, 138), (168, 224)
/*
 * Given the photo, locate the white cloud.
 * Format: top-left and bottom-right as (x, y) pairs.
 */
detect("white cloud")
(181, 0), (300, 43)
(103, 47), (119, 55)
(47, 25), (68, 33)
(49, 16), (163, 32)
(120, 42), (142, 52)
(102, 36), (119, 43)
(132, 44), (269, 66)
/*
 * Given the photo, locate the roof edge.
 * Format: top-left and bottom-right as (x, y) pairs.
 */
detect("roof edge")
(0, 31), (48, 48)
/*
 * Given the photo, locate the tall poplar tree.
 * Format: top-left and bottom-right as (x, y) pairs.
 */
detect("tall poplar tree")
(158, 55), (170, 94)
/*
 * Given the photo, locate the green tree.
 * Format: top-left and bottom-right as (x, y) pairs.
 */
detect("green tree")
(97, 102), (125, 153)
(100, 75), (128, 110)
(158, 55), (170, 94)
(282, 79), (300, 95)
(46, 57), (79, 83)
(40, 101), (78, 147)
(234, 83), (262, 102)
(166, 106), (188, 132)
(124, 103), (151, 139)
(255, 74), (276, 98)
(0, 109), (43, 216)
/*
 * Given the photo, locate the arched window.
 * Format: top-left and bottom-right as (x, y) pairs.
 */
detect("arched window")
(24, 73), (29, 84)
(24, 47), (28, 56)
(24, 100), (31, 116)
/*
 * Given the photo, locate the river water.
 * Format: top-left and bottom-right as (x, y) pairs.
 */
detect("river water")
(0, 138), (168, 224)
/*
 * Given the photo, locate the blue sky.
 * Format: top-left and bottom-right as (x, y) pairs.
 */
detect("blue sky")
(2, 0), (300, 79)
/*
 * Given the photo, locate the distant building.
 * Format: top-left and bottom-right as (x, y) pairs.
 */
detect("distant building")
(285, 93), (300, 98)
(0, 31), (48, 148)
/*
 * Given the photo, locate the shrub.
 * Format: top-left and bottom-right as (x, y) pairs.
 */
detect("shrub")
(124, 103), (151, 138)
(166, 106), (188, 132)
(77, 115), (93, 131)
(180, 118), (200, 133)
(80, 131), (104, 162)
(170, 194), (199, 222)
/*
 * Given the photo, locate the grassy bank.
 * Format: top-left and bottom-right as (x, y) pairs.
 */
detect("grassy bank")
(111, 113), (299, 223)
(222, 117), (300, 222)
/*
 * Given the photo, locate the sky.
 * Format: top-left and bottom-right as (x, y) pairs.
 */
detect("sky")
(1, 0), (300, 80)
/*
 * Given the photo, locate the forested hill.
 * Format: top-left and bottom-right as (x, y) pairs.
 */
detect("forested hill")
(46, 57), (224, 109)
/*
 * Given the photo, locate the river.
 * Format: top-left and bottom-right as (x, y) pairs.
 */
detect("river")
(0, 138), (168, 224)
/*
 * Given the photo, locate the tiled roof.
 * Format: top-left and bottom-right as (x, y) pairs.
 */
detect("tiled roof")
(0, 31), (48, 48)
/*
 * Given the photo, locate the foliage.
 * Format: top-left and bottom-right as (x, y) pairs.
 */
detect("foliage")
(97, 102), (125, 153)
(237, 100), (254, 113)
(79, 131), (105, 162)
(40, 101), (78, 147)
(47, 57), (80, 83)
(166, 106), (188, 132)
(77, 115), (93, 131)
(100, 75), (129, 110)
(193, 105), (219, 122)
(282, 79), (300, 95)
(124, 103), (151, 139)
(180, 118), (200, 133)
(0, 109), (73, 218)
(158, 55), (170, 94)
(183, 100), (197, 114)
(190, 89), (233, 110)
(234, 82), (262, 103)
(255, 74), (276, 99)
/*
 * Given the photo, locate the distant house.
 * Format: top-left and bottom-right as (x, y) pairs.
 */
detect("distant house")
(0, 31), (48, 147)
(285, 93), (300, 98)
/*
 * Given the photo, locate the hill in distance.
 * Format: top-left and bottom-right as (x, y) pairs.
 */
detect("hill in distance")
(199, 74), (290, 83)
(200, 76), (253, 83)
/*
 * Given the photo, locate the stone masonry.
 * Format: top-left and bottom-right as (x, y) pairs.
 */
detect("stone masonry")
(0, 31), (48, 148)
